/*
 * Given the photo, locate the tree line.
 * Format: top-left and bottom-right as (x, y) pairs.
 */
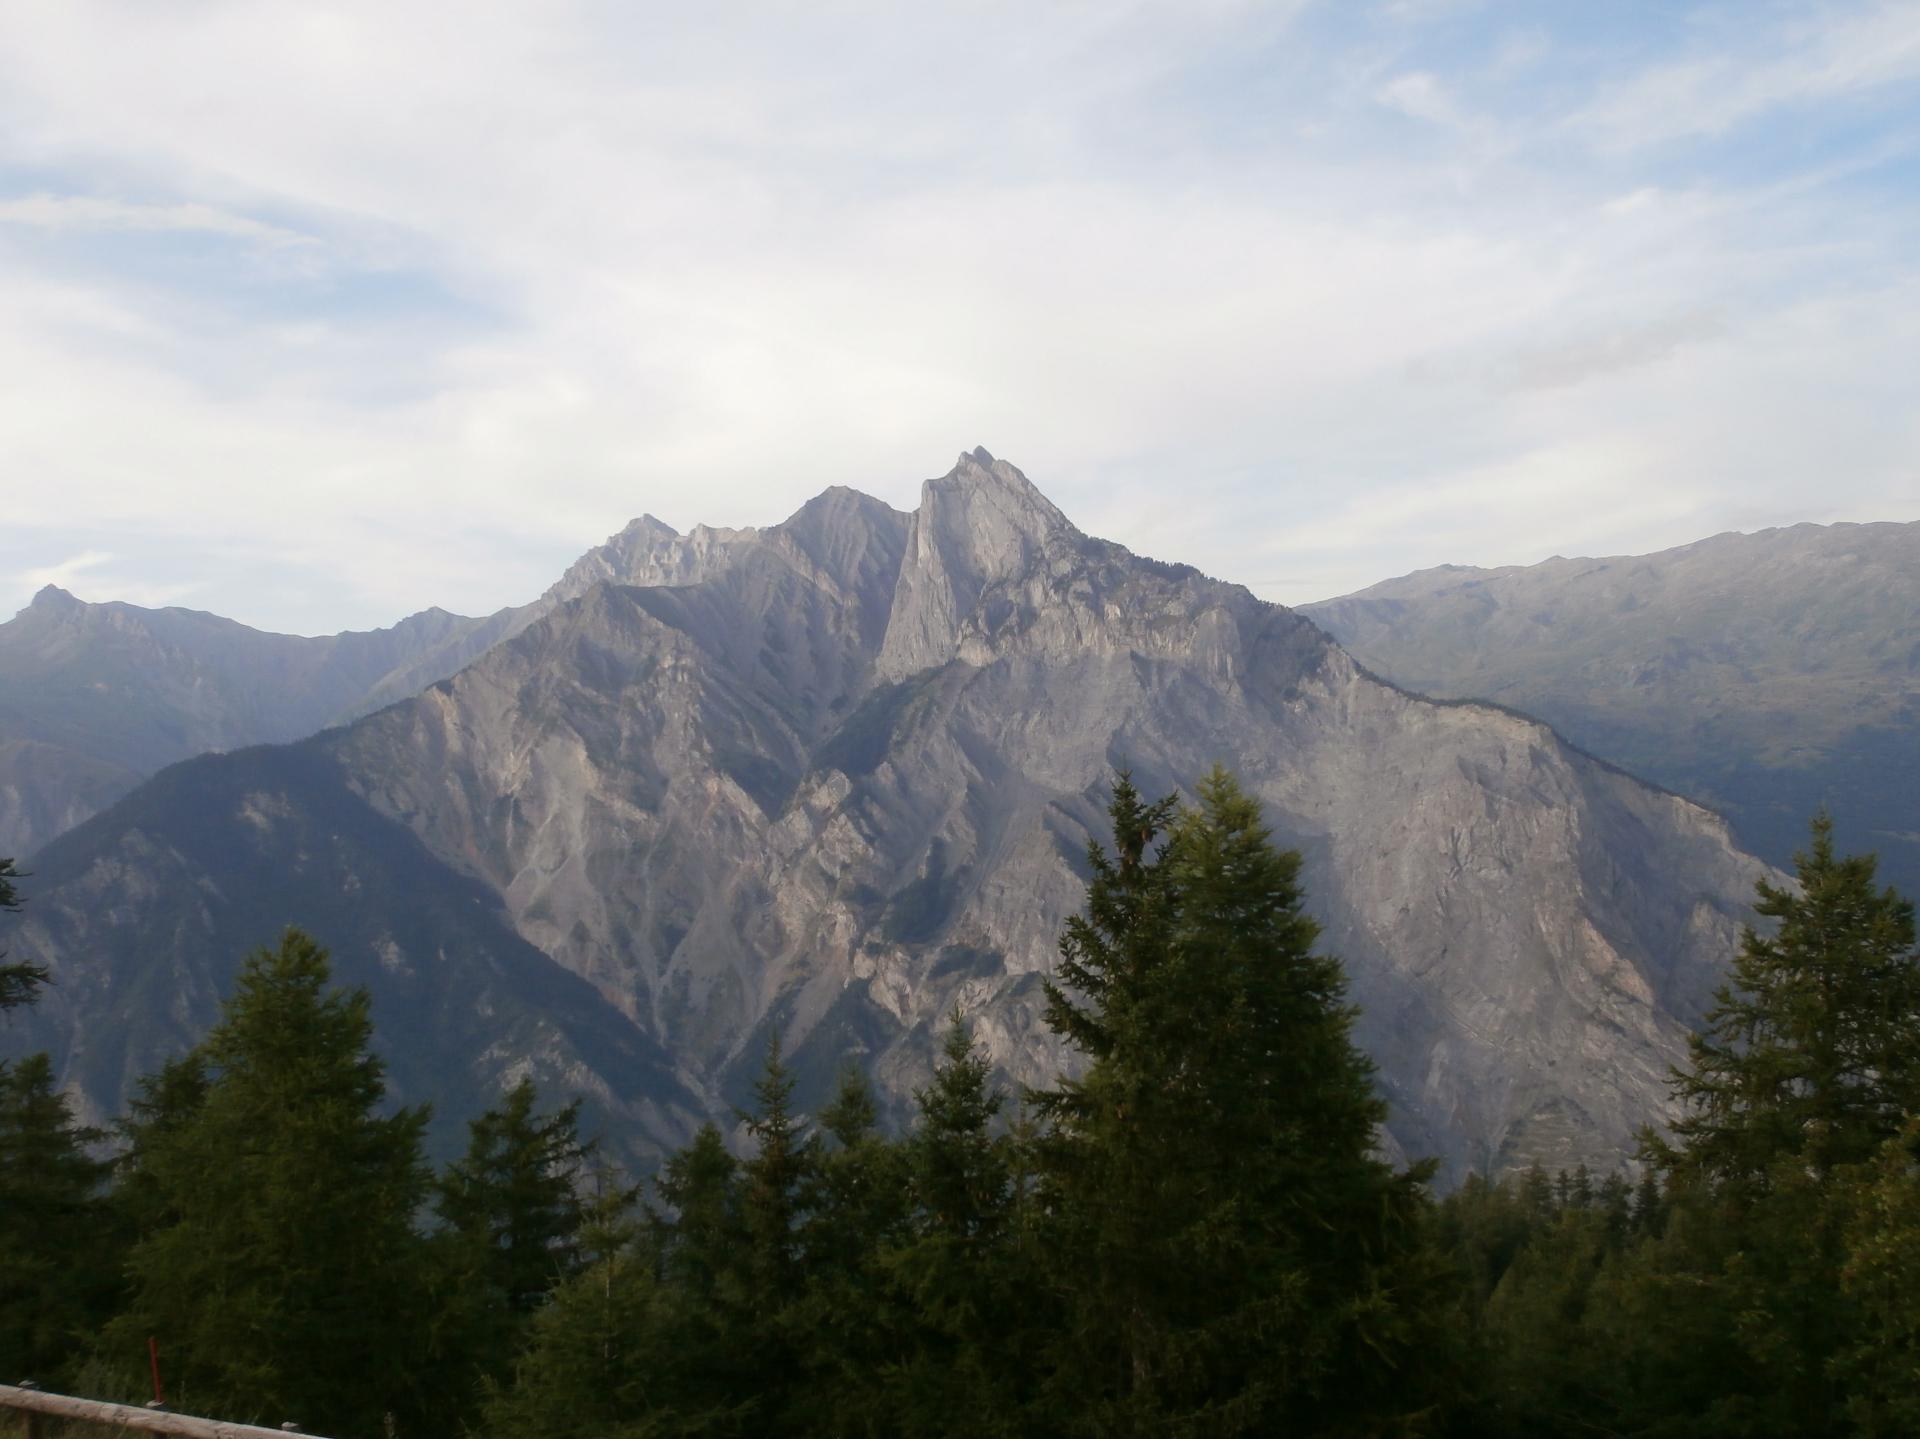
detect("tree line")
(3, 773), (1919, 1436)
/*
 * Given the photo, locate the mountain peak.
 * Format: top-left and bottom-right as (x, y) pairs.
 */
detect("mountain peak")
(876, 450), (1082, 678)
(927, 448), (1076, 540)
(29, 584), (83, 615)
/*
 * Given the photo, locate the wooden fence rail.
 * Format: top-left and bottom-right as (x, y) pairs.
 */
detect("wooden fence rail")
(0, 1385), (329, 1439)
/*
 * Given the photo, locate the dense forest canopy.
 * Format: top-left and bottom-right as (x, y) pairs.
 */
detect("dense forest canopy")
(3, 783), (1919, 1437)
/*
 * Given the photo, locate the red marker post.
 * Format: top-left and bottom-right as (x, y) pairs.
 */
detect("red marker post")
(147, 1337), (165, 1408)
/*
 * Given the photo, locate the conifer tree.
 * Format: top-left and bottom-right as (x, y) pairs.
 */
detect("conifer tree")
(652, 1123), (745, 1312)
(1655, 813), (1920, 1187)
(1633, 816), (1920, 1435)
(1835, 1116), (1920, 1437)
(740, 1033), (812, 1306)
(439, 1079), (592, 1312)
(789, 1068), (909, 1437)
(886, 1016), (1027, 1435)
(0, 1053), (116, 1386)
(1034, 768), (1452, 1435)
(109, 929), (434, 1438)
(432, 1079), (594, 1425)
(480, 1174), (673, 1439)
(0, 857), (46, 1011)
(617, 1123), (758, 1433)
(729, 1035), (817, 1427)
(1597, 1172), (1633, 1246)
(1629, 1167), (1664, 1237)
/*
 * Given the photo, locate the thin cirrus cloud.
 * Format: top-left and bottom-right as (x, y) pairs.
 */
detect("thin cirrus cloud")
(0, 193), (314, 248)
(0, 0), (1916, 635)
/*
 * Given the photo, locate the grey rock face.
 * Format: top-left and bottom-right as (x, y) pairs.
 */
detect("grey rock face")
(1, 452), (1771, 1179)
(1302, 521), (1920, 895)
(0, 499), (840, 860)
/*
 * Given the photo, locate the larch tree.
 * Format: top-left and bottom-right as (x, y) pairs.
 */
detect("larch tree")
(0, 1053), (115, 1388)
(108, 929), (434, 1439)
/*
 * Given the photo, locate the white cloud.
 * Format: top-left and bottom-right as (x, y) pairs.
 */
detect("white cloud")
(0, 193), (312, 247)
(16, 549), (112, 591)
(0, 1), (1913, 630)
(9, 549), (200, 612)
(1375, 71), (1467, 127)
(1573, 2), (1920, 152)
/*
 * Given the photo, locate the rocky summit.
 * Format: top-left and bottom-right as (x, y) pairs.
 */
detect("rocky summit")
(0, 451), (1772, 1179)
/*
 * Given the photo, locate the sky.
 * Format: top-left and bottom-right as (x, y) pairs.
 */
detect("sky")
(2, 1), (1918, 635)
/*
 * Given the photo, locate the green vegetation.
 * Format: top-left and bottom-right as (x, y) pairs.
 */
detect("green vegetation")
(3, 787), (1919, 1437)
(0, 855), (47, 1010)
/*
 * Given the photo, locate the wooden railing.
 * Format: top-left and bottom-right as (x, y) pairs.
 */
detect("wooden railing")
(0, 1385), (328, 1439)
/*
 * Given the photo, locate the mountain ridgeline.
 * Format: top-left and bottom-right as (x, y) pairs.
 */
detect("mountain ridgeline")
(1303, 520), (1920, 895)
(1, 451), (1772, 1179)
(0, 514), (742, 860)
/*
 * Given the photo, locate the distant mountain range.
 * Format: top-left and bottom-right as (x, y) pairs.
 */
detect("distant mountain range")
(0, 589), (505, 860)
(0, 513), (780, 860)
(1303, 520), (1920, 896)
(0, 452), (1771, 1181)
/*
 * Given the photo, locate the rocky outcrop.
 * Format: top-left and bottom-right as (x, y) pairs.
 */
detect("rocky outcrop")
(0, 452), (1772, 1179)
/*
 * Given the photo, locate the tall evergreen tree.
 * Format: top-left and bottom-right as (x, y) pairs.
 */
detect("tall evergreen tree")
(1835, 1116), (1920, 1437)
(0, 1053), (116, 1386)
(439, 1078), (592, 1314)
(1654, 813), (1920, 1187)
(885, 1016), (1028, 1436)
(739, 1033), (812, 1308)
(480, 1176), (673, 1439)
(789, 1068), (909, 1437)
(1034, 768), (1453, 1435)
(1631, 816), (1920, 1436)
(108, 929), (434, 1438)
(0, 857), (46, 1011)
(111, 1053), (212, 1248)
(730, 1034), (817, 1428)
(432, 1079), (594, 1426)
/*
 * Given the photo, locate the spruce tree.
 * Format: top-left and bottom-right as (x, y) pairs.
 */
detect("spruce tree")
(886, 1016), (1026, 1436)
(0, 1053), (116, 1387)
(789, 1068), (909, 1437)
(480, 1175), (675, 1439)
(617, 1123), (758, 1433)
(740, 1033), (812, 1307)
(1835, 1116), (1920, 1437)
(1034, 767), (1452, 1435)
(438, 1078), (592, 1313)
(0, 857), (46, 1011)
(731, 1035), (816, 1427)
(432, 1079), (594, 1424)
(652, 1123), (745, 1314)
(1656, 813), (1920, 1187)
(1636, 816), (1920, 1435)
(108, 929), (434, 1438)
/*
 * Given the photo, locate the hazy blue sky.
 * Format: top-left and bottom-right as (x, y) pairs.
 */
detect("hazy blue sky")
(3, 1), (1917, 634)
